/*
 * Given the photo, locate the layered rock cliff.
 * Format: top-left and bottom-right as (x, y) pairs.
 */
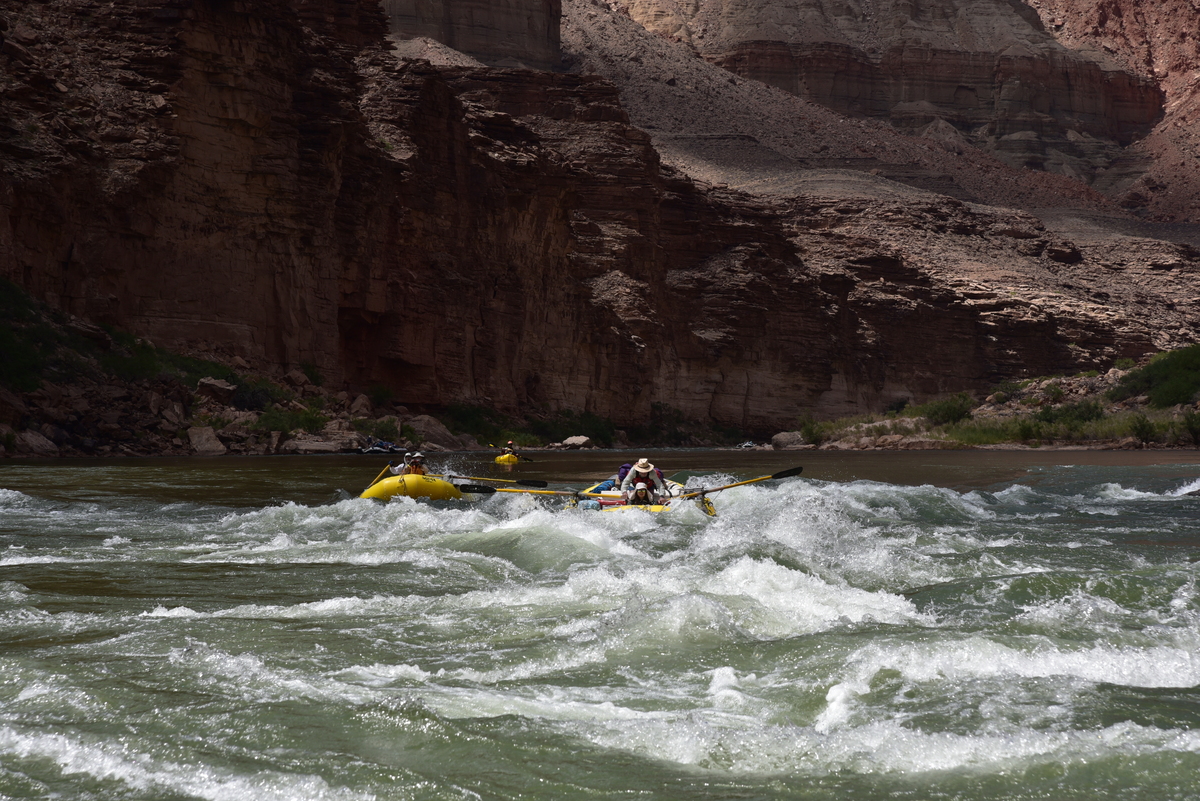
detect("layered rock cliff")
(614, 0), (1164, 183)
(1025, 0), (1200, 219)
(1, 0), (1196, 435)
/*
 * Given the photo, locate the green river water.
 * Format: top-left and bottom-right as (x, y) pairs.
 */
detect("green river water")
(3, 449), (1200, 800)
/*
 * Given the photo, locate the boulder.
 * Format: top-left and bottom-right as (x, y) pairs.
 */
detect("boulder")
(407, 414), (461, 450)
(197, 377), (237, 404)
(771, 431), (807, 449)
(456, 432), (483, 450)
(16, 430), (59, 456)
(561, 435), (593, 449)
(278, 438), (342, 454)
(187, 426), (228, 456)
(284, 368), (311, 387)
(348, 394), (373, 417)
(161, 401), (187, 426)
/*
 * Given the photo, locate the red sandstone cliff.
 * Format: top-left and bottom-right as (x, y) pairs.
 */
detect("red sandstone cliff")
(1, 0), (1197, 434)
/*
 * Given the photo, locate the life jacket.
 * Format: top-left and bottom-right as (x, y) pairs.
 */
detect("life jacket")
(402, 464), (427, 475)
(626, 466), (662, 488)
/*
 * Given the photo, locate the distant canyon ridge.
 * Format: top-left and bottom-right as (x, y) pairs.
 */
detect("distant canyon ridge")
(1, 0), (1198, 434)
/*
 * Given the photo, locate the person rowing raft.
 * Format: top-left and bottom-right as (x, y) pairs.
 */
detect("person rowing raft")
(389, 451), (429, 476)
(620, 458), (666, 497)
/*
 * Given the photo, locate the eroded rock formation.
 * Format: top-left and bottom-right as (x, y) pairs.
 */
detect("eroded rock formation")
(615, 0), (1164, 182)
(0, 0), (1195, 435)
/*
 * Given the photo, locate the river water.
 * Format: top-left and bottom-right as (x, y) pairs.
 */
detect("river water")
(3, 449), (1200, 800)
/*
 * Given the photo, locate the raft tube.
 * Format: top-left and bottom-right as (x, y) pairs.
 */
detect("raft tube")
(494, 454), (520, 464)
(360, 474), (464, 502)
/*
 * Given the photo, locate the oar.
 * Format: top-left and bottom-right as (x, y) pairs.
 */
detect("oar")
(365, 463), (393, 491)
(678, 466), (804, 499)
(456, 484), (499, 494)
(429, 473), (548, 488)
(493, 487), (583, 497)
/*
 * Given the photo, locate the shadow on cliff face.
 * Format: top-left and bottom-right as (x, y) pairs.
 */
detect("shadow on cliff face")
(0, 0), (1196, 439)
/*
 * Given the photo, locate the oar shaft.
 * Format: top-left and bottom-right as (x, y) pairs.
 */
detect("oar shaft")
(494, 487), (579, 496)
(365, 464), (392, 490)
(680, 466), (803, 499)
(430, 474), (548, 487)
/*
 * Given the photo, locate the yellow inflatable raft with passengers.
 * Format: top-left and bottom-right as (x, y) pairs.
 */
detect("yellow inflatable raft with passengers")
(360, 473), (465, 502)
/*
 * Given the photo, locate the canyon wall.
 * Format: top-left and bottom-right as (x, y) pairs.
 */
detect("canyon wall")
(0, 0), (1175, 432)
(616, 0), (1164, 182)
(381, 0), (562, 69)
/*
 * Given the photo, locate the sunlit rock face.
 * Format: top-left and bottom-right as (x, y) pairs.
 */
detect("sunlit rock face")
(617, 0), (1163, 181)
(382, 0), (563, 69)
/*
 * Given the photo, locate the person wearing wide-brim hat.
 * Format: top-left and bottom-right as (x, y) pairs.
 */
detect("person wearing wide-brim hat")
(620, 457), (663, 496)
(388, 451), (429, 476)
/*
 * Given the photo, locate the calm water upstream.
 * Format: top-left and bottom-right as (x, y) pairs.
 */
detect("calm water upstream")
(4, 449), (1200, 800)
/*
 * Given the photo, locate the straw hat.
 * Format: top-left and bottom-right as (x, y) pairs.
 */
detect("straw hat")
(635, 458), (653, 470)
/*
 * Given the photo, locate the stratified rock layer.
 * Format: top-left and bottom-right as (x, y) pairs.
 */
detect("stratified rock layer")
(617, 0), (1163, 180)
(0, 0), (1192, 434)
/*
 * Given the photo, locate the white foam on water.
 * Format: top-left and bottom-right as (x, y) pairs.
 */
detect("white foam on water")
(563, 701), (1200, 777)
(1095, 482), (1174, 501)
(334, 662), (432, 686)
(1170, 477), (1200, 496)
(0, 488), (35, 507)
(0, 552), (74, 566)
(698, 556), (929, 639)
(829, 634), (1200, 706)
(163, 642), (380, 706)
(0, 725), (373, 801)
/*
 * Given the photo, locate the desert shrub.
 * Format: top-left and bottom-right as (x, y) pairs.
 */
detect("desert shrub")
(1181, 411), (1200, 446)
(1035, 400), (1105, 428)
(443, 404), (513, 445)
(914, 392), (977, 426)
(1109, 345), (1200, 407)
(301, 362), (324, 387)
(793, 415), (826, 445)
(1015, 419), (1043, 442)
(254, 407), (328, 434)
(368, 384), (394, 407)
(529, 409), (617, 447)
(353, 418), (401, 443)
(1127, 413), (1157, 443)
(944, 419), (1026, 446)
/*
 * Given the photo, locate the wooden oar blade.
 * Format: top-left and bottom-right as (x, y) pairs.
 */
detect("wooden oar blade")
(457, 484), (498, 494)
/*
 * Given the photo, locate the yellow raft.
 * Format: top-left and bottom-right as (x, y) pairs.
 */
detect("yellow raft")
(494, 454), (520, 464)
(360, 474), (464, 502)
